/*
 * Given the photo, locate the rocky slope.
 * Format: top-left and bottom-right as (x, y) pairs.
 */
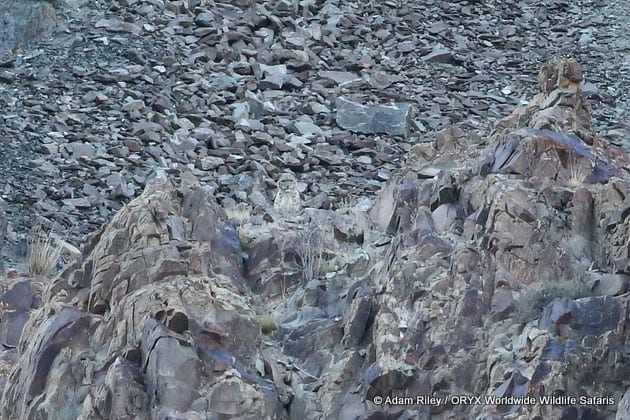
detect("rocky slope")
(0, 57), (629, 418)
(0, 0), (628, 265)
(0, 0), (629, 419)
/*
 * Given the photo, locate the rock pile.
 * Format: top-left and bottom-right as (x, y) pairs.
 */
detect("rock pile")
(0, 0), (628, 267)
(0, 57), (628, 419)
(0, 0), (629, 418)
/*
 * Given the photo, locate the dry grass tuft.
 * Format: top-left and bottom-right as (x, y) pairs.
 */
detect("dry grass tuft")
(259, 312), (277, 334)
(562, 152), (590, 189)
(335, 196), (356, 213)
(513, 276), (593, 324)
(27, 225), (64, 280)
(296, 224), (328, 282)
(225, 202), (252, 226)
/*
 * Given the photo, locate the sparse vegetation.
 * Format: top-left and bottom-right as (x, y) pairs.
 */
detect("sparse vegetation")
(0, 301), (8, 319)
(296, 223), (329, 282)
(513, 276), (593, 324)
(562, 151), (590, 189)
(277, 236), (289, 299)
(27, 225), (64, 280)
(225, 202), (252, 226)
(335, 195), (356, 213)
(259, 312), (277, 334)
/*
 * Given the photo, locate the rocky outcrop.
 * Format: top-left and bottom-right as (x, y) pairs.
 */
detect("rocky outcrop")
(1, 59), (629, 419)
(2, 0), (627, 275)
(1, 177), (284, 419)
(367, 58), (630, 419)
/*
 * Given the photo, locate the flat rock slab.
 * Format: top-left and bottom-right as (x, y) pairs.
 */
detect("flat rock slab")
(335, 97), (413, 138)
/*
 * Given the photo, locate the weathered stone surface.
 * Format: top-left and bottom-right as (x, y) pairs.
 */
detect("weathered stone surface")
(365, 59), (630, 420)
(335, 97), (413, 137)
(0, 0), (628, 415)
(341, 294), (374, 348)
(422, 47), (455, 64)
(0, 0), (58, 54)
(0, 178), (283, 419)
(1, 0), (626, 282)
(618, 388), (630, 420)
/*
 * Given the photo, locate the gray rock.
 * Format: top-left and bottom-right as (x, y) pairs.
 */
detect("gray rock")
(64, 142), (95, 159)
(421, 47), (454, 64)
(335, 97), (413, 137)
(0, 204), (5, 271)
(94, 18), (141, 35)
(0, 0), (627, 416)
(0, 310), (29, 347)
(294, 119), (323, 138)
(588, 272), (629, 296)
(0, 280), (33, 310)
(341, 295), (373, 348)
(618, 388), (630, 420)
(194, 11), (214, 27)
(0, 70), (15, 83)
(0, 0), (58, 54)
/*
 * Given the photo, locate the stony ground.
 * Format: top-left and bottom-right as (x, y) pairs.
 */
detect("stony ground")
(0, 0), (628, 264)
(1, 56), (629, 419)
(0, 1), (629, 419)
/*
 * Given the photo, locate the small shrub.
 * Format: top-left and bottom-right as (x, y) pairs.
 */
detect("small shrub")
(0, 301), (8, 319)
(562, 152), (589, 189)
(335, 195), (356, 213)
(259, 313), (277, 335)
(296, 224), (329, 282)
(225, 202), (251, 226)
(27, 225), (63, 280)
